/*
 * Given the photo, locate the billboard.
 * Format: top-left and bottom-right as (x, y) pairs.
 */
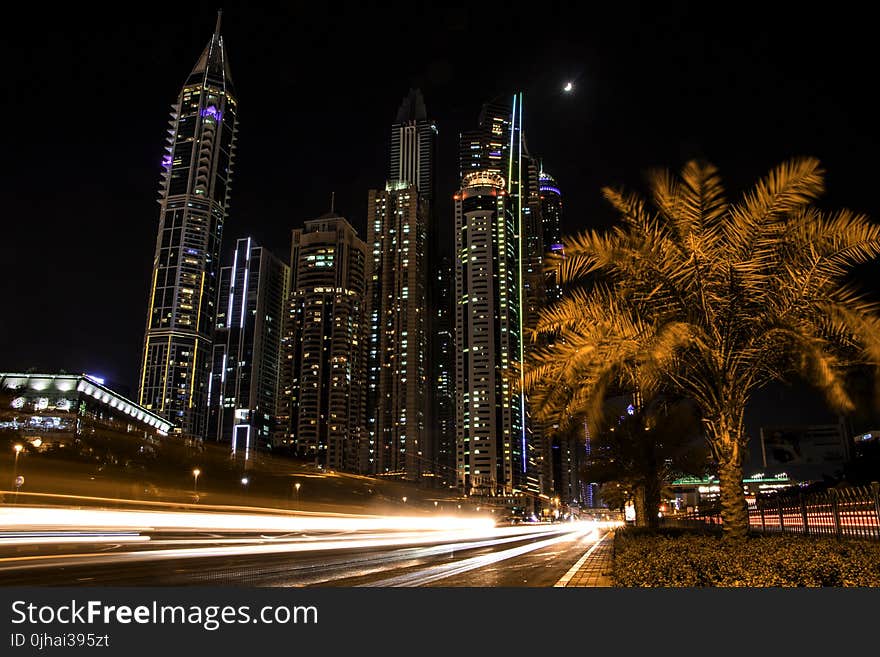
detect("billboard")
(760, 424), (848, 472)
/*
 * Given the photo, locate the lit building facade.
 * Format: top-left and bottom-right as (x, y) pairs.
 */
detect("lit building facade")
(206, 238), (289, 458)
(520, 145), (551, 498)
(281, 215), (367, 472)
(432, 256), (456, 486)
(538, 167), (564, 303)
(386, 89), (453, 484)
(138, 14), (238, 439)
(365, 183), (429, 479)
(458, 98), (514, 181)
(389, 89), (437, 204)
(1, 373), (173, 450)
(454, 169), (526, 495)
(536, 168), (581, 504)
(454, 95), (532, 498)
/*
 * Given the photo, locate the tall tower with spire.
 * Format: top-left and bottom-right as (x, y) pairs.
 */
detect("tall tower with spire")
(362, 90), (437, 480)
(137, 12), (238, 438)
(454, 94), (529, 498)
(388, 89), (437, 203)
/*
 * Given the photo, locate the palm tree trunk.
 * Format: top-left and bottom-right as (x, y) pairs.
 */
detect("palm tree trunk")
(643, 438), (661, 529)
(705, 409), (750, 540)
(643, 475), (661, 530)
(718, 456), (749, 540)
(633, 484), (648, 527)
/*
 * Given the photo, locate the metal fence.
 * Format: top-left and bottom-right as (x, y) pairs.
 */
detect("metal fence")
(663, 482), (880, 541)
(751, 482), (880, 541)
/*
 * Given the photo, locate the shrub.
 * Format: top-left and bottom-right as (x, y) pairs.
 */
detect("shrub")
(612, 530), (880, 587)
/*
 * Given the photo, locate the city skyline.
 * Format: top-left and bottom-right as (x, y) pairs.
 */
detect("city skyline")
(3, 4), (880, 458)
(4, 3), (880, 602)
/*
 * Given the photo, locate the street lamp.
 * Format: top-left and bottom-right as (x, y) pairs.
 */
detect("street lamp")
(434, 501), (438, 510)
(12, 444), (23, 477)
(192, 468), (201, 500)
(402, 496), (407, 504)
(294, 482), (301, 508)
(12, 444), (24, 503)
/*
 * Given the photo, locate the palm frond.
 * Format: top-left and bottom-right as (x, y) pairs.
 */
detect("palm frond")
(726, 157), (825, 260)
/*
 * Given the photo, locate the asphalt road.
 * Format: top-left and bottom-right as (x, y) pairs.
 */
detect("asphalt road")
(0, 514), (605, 587)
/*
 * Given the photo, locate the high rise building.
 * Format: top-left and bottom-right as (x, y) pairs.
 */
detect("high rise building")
(281, 215), (367, 472)
(521, 146), (551, 498)
(454, 168), (525, 496)
(206, 238), (289, 458)
(389, 89), (437, 203)
(453, 95), (531, 497)
(536, 169), (583, 505)
(389, 89), (453, 484)
(458, 98), (513, 181)
(455, 94), (551, 505)
(552, 427), (583, 505)
(538, 167), (564, 303)
(521, 147), (546, 326)
(138, 13), (238, 438)
(432, 256), (457, 487)
(365, 183), (429, 479)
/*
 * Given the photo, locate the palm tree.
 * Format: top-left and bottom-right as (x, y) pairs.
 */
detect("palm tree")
(580, 397), (708, 528)
(525, 158), (880, 539)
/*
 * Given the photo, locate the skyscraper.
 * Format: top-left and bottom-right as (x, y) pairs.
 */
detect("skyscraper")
(206, 238), (289, 458)
(138, 13), (238, 438)
(521, 145), (550, 498)
(536, 169), (582, 505)
(432, 256), (456, 487)
(521, 146), (546, 327)
(454, 94), (540, 501)
(281, 214), (367, 472)
(454, 168), (524, 496)
(365, 183), (429, 479)
(385, 89), (451, 484)
(458, 98), (513, 182)
(389, 89), (437, 203)
(538, 167), (564, 303)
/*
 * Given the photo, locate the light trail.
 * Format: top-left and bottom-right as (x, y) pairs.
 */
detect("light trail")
(0, 490), (377, 518)
(0, 532), (150, 547)
(0, 505), (496, 534)
(0, 523), (591, 575)
(361, 524), (598, 587)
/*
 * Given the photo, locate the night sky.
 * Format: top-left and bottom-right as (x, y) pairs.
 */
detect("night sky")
(3, 2), (879, 465)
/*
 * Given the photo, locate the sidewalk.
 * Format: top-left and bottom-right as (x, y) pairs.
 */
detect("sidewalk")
(554, 530), (615, 587)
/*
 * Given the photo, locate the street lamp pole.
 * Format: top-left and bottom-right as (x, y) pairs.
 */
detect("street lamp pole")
(294, 482), (301, 509)
(192, 468), (201, 501)
(12, 444), (23, 504)
(12, 443), (23, 480)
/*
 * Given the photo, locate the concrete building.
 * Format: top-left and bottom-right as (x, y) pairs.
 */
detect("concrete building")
(206, 238), (289, 458)
(138, 13), (238, 439)
(365, 183), (429, 479)
(279, 215), (367, 472)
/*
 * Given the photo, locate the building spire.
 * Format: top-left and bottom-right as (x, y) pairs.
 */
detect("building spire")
(395, 88), (428, 123)
(186, 9), (234, 93)
(330, 192), (335, 214)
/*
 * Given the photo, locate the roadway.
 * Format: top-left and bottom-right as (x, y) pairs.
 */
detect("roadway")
(0, 504), (610, 587)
